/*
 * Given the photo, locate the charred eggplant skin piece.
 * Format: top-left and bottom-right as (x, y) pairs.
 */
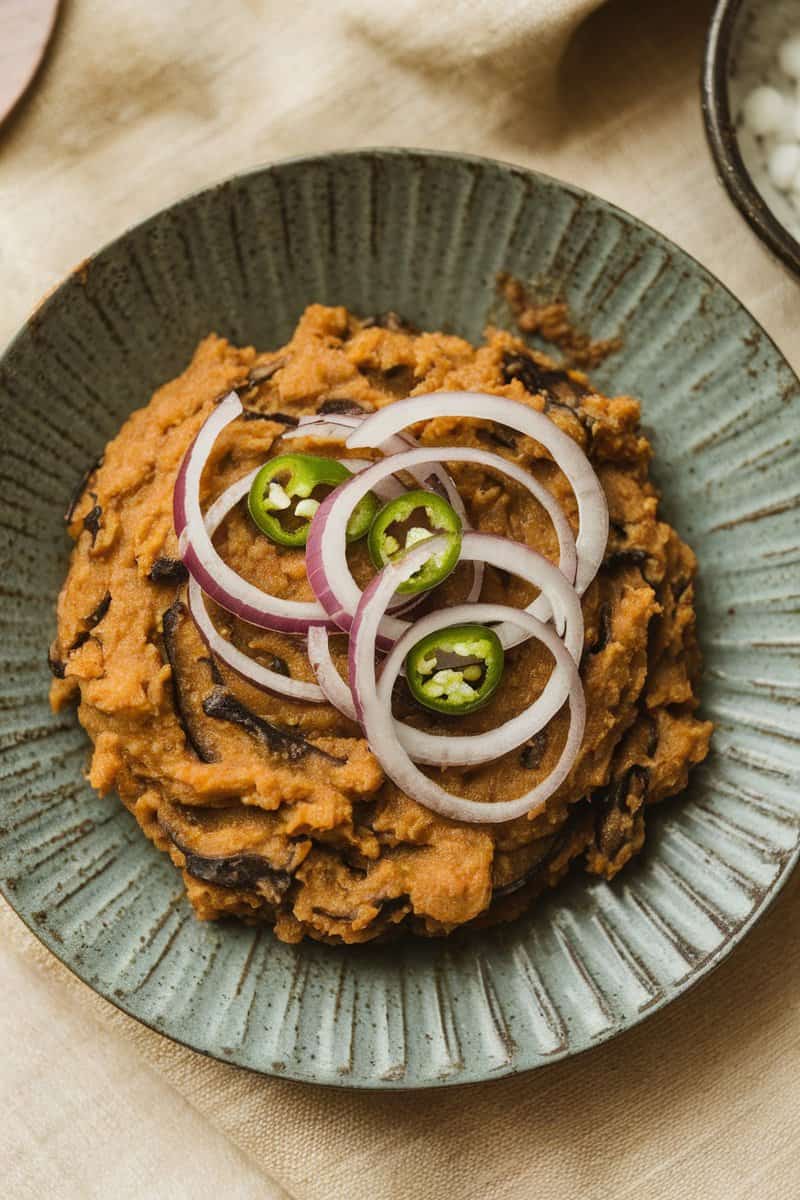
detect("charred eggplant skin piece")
(492, 806), (588, 898)
(589, 602), (612, 656)
(243, 359), (287, 386)
(148, 556), (189, 585)
(594, 766), (649, 858)
(64, 454), (104, 523)
(604, 548), (648, 570)
(202, 685), (344, 764)
(492, 834), (559, 898)
(198, 654), (225, 686)
(85, 591), (111, 627)
(318, 398), (371, 415)
(47, 648), (66, 679)
(502, 352), (594, 433)
(501, 351), (588, 404)
(360, 310), (415, 333)
(181, 850), (291, 892)
(161, 600), (218, 763)
(158, 805), (309, 896)
(179, 843), (291, 893)
(519, 728), (548, 769)
(160, 819), (292, 896)
(51, 591), (112, 669)
(240, 408), (298, 425)
(82, 493), (102, 545)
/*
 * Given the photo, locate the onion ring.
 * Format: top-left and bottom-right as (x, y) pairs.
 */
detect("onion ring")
(287, 415), (484, 604)
(174, 393), (334, 634)
(306, 446), (579, 649)
(346, 391), (608, 596)
(349, 538), (586, 823)
(187, 577), (326, 702)
(306, 625), (358, 720)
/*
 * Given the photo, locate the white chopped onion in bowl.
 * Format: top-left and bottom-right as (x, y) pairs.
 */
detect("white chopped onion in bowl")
(741, 29), (800, 208)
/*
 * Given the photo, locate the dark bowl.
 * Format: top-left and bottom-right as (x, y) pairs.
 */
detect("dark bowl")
(702, 0), (800, 275)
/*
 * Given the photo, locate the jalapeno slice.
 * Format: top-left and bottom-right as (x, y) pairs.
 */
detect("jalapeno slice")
(404, 623), (504, 715)
(367, 489), (462, 595)
(248, 453), (378, 547)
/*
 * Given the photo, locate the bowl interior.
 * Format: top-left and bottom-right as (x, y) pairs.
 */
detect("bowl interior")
(725, 0), (800, 246)
(1, 150), (799, 1088)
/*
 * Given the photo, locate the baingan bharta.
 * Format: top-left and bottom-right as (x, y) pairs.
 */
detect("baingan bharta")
(50, 305), (712, 945)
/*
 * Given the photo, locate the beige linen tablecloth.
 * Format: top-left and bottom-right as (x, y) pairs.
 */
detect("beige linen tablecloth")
(2, 2), (799, 1197)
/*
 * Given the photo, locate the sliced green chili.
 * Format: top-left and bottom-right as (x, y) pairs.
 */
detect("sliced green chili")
(405, 623), (504, 715)
(248, 453), (378, 547)
(367, 488), (462, 595)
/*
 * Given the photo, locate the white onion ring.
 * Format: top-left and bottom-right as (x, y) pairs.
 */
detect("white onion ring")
(173, 399), (411, 632)
(346, 391), (608, 596)
(461, 530), (584, 655)
(349, 538), (586, 823)
(305, 446), (579, 650)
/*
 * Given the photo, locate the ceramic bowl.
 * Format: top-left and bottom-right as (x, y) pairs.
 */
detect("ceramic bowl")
(703, 0), (800, 274)
(1, 149), (799, 1089)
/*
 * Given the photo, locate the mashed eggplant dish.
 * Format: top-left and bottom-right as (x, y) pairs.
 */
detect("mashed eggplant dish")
(50, 305), (712, 944)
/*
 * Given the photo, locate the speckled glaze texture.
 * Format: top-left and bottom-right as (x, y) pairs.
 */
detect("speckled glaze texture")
(1, 150), (799, 1089)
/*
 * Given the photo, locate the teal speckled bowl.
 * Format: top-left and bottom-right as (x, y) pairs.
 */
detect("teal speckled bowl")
(1, 150), (799, 1089)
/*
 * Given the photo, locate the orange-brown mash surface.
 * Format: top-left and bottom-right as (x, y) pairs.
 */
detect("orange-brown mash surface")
(50, 305), (712, 944)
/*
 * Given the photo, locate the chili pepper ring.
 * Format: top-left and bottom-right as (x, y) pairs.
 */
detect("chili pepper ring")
(367, 487), (463, 595)
(248, 452), (378, 547)
(404, 623), (504, 714)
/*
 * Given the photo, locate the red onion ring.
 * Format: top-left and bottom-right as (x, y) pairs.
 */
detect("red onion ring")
(305, 447), (579, 650)
(187, 578), (326, 703)
(181, 468), (326, 701)
(308, 530), (579, 764)
(286, 415), (484, 604)
(185, 454), (413, 695)
(306, 625), (358, 720)
(346, 391), (608, 596)
(349, 538), (586, 823)
(174, 392), (334, 634)
(373, 528), (583, 765)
